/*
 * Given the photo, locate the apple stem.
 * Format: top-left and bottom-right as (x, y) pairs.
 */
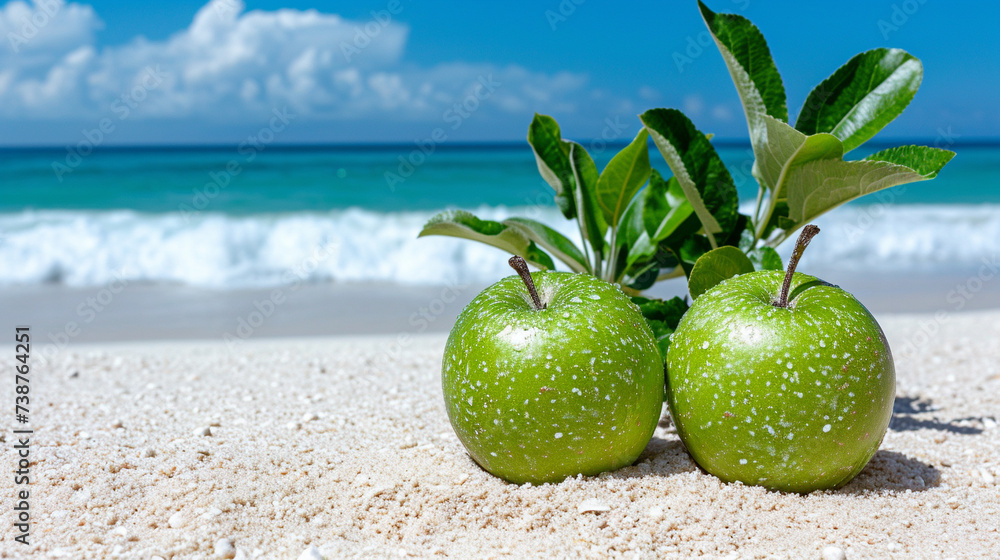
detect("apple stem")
(774, 224), (820, 308)
(509, 256), (545, 310)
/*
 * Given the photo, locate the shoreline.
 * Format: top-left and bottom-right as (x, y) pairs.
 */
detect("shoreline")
(3, 267), (999, 346)
(5, 309), (999, 558)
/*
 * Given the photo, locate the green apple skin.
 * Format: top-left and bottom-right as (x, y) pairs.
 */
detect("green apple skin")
(442, 271), (664, 485)
(666, 271), (895, 493)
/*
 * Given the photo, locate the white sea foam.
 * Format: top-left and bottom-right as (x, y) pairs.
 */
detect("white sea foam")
(0, 204), (997, 288)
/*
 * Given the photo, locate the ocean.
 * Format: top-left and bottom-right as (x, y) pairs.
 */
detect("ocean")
(1, 143), (998, 289)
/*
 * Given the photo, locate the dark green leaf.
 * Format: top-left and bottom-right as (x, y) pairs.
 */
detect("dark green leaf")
(642, 169), (671, 236)
(419, 210), (555, 270)
(596, 128), (651, 227)
(503, 217), (589, 274)
(699, 1), (787, 124)
(631, 295), (690, 362)
(687, 246), (755, 299)
(795, 49), (922, 153)
(670, 235), (713, 278)
(527, 114), (576, 219)
(569, 142), (607, 260)
(640, 108), (740, 246)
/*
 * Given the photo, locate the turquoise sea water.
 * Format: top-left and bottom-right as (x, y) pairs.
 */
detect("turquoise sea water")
(0, 143), (998, 287)
(2, 143), (998, 213)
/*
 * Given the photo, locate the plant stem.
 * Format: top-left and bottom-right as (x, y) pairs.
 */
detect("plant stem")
(774, 224), (820, 308)
(605, 227), (618, 281)
(751, 185), (765, 245)
(754, 190), (777, 247)
(574, 216), (593, 274)
(509, 256), (545, 310)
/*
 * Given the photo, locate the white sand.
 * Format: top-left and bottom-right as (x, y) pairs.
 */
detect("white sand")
(3, 310), (999, 559)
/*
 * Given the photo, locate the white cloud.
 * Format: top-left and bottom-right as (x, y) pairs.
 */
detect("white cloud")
(682, 94), (704, 117)
(638, 86), (660, 102)
(711, 104), (733, 121)
(0, 0), (603, 124)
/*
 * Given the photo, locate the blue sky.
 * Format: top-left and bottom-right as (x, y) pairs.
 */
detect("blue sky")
(0, 0), (997, 146)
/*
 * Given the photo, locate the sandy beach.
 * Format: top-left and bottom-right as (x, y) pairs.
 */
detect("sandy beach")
(3, 305), (998, 559)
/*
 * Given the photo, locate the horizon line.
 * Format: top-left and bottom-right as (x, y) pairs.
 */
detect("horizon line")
(0, 137), (995, 152)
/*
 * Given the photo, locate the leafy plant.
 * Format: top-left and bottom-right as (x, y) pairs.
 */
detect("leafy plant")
(419, 1), (954, 358)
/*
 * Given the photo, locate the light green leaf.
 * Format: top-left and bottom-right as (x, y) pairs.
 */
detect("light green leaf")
(864, 145), (957, 176)
(624, 230), (657, 272)
(503, 217), (589, 274)
(687, 246), (755, 299)
(754, 114), (843, 195)
(640, 108), (740, 247)
(569, 142), (607, 259)
(596, 128), (651, 227)
(418, 210), (555, 270)
(640, 169), (695, 245)
(796, 49), (922, 153)
(653, 184), (695, 243)
(527, 114), (576, 219)
(784, 145), (955, 225)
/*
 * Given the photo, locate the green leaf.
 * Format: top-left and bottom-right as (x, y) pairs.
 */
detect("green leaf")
(631, 295), (690, 362)
(569, 142), (608, 260)
(865, 145), (956, 176)
(640, 108), (740, 246)
(639, 169), (696, 246)
(699, 1), (787, 124)
(671, 235), (713, 278)
(503, 217), (589, 274)
(784, 145), (955, 225)
(653, 177), (696, 244)
(527, 114), (576, 219)
(418, 210), (555, 270)
(596, 128), (651, 227)
(795, 49), (922, 153)
(699, 0), (790, 194)
(641, 169), (671, 236)
(748, 246), (783, 271)
(755, 114), (844, 195)
(687, 246), (755, 299)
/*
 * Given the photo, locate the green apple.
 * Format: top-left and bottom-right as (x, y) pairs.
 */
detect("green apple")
(442, 256), (664, 485)
(666, 226), (895, 493)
